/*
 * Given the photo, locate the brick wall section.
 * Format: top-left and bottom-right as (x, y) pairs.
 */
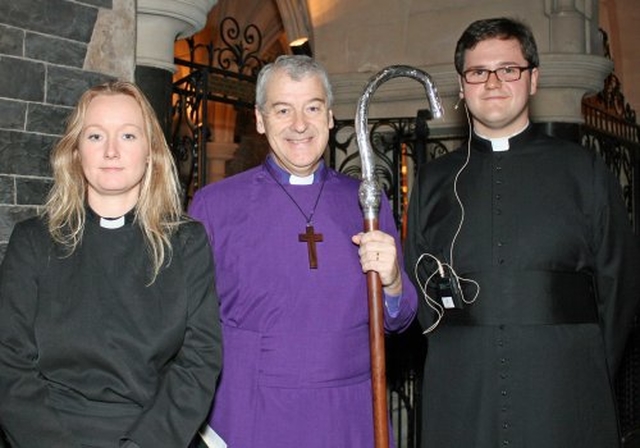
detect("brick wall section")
(0, 0), (115, 262)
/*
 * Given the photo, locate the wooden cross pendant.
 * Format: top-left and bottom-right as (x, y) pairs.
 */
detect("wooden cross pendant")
(298, 225), (323, 269)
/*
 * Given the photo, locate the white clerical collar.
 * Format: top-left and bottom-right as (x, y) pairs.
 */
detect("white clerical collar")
(100, 215), (126, 229)
(476, 122), (530, 152)
(265, 154), (325, 185)
(289, 173), (315, 185)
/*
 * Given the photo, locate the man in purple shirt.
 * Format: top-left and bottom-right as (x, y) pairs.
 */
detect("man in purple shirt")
(189, 55), (417, 447)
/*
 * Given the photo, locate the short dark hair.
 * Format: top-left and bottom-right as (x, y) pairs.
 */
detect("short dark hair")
(454, 17), (539, 74)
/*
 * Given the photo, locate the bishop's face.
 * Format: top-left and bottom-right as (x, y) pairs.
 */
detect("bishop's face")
(255, 70), (334, 177)
(460, 37), (539, 138)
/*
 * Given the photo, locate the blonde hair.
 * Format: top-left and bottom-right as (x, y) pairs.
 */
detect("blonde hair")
(45, 80), (184, 283)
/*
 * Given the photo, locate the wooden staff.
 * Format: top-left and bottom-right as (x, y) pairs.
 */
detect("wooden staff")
(355, 65), (443, 448)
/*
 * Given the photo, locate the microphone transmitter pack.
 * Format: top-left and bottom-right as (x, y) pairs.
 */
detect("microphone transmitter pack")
(436, 265), (465, 309)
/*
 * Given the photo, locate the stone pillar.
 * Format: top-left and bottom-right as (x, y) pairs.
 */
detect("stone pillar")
(274, 0), (314, 49)
(531, 54), (613, 124)
(545, 0), (597, 54)
(539, 0), (610, 137)
(85, 0), (136, 81)
(135, 0), (218, 133)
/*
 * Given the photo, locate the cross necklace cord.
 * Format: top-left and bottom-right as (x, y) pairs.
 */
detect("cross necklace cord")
(265, 162), (327, 269)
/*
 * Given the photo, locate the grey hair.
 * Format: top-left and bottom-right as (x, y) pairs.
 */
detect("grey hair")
(255, 55), (333, 111)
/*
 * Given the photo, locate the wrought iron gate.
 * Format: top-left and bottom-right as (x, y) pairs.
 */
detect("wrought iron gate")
(171, 17), (268, 206)
(582, 71), (640, 443)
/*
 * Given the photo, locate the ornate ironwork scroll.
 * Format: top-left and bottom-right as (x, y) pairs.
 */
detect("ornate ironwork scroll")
(329, 117), (465, 229)
(582, 75), (639, 227)
(330, 117), (417, 228)
(171, 17), (268, 206)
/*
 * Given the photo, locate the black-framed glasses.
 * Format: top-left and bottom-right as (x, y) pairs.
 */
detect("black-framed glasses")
(462, 66), (533, 84)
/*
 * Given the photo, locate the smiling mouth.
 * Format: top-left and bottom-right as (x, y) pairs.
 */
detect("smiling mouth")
(287, 137), (313, 144)
(483, 94), (509, 100)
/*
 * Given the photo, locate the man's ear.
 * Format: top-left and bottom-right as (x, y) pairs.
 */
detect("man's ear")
(328, 109), (335, 129)
(255, 107), (265, 134)
(529, 67), (539, 96)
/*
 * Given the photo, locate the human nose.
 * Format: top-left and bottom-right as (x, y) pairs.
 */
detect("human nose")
(290, 110), (308, 132)
(104, 137), (120, 159)
(485, 70), (502, 88)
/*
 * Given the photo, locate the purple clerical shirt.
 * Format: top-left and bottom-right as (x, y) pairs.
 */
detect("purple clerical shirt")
(189, 159), (417, 448)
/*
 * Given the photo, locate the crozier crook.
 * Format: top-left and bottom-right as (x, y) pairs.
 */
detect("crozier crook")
(355, 65), (443, 448)
(356, 65), (444, 219)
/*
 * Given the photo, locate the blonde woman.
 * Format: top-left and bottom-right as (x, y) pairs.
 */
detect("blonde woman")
(0, 81), (222, 448)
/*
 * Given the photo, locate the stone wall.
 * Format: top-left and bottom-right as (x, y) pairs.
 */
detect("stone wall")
(0, 0), (135, 262)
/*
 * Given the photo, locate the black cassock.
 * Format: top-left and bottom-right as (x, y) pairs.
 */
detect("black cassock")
(0, 211), (222, 448)
(405, 125), (640, 448)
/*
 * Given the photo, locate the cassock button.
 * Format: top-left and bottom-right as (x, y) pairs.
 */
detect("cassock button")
(501, 390), (507, 396)
(495, 194), (501, 200)
(496, 209), (502, 215)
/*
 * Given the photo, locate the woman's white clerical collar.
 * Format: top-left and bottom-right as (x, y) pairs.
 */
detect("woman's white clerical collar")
(100, 215), (126, 229)
(476, 122), (530, 152)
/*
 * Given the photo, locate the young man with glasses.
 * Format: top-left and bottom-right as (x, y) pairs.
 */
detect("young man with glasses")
(405, 17), (640, 448)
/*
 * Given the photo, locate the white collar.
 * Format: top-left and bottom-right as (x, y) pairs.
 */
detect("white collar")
(289, 173), (315, 185)
(100, 216), (126, 229)
(476, 122), (530, 152)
